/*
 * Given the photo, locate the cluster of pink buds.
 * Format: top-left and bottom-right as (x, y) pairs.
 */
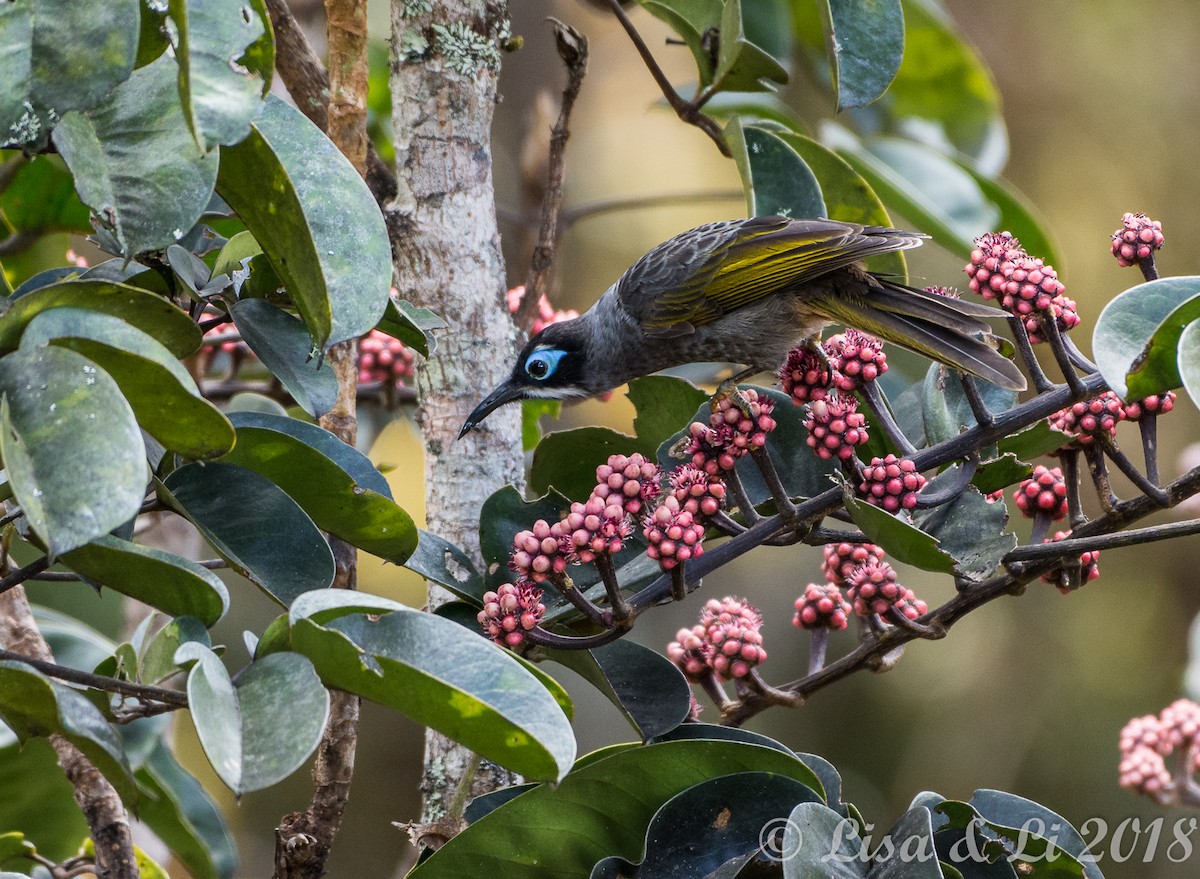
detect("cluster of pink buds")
(846, 559), (927, 622)
(506, 284), (580, 334)
(779, 346), (831, 405)
(964, 231), (1078, 344)
(643, 495), (705, 570)
(666, 625), (712, 682)
(1111, 213), (1165, 268)
(792, 583), (852, 631)
(1049, 391), (1126, 449)
(858, 454), (927, 512)
(803, 392), (869, 461)
(825, 330), (888, 392)
(684, 389), (777, 474)
(1119, 699), (1200, 802)
(357, 329), (415, 387)
(594, 453), (662, 516)
(478, 580), (546, 648)
(1013, 465), (1069, 521)
(1122, 392), (1175, 422)
(1040, 530), (1100, 593)
(509, 519), (569, 584)
(822, 542), (884, 588)
(668, 596), (767, 681)
(557, 495), (633, 564)
(668, 465), (726, 519)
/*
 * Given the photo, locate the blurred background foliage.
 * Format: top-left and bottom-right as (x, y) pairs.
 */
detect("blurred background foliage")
(14, 0), (1200, 875)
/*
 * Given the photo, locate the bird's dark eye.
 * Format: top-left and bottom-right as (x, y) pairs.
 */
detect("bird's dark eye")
(524, 348), (567, 381)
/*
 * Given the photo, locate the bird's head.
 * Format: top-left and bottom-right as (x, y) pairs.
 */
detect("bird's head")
(459, 319), (596, 438)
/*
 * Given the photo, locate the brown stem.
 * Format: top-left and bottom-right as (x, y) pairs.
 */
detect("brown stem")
(515, 19), (588, 330)
(0, 648), (188, 708)
(0, 588), (139, 878)
(1007, 315), (1056, 394)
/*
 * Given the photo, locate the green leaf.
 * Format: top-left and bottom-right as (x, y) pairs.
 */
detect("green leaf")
(888, 0), (1005, 171)
(912, 481), (1015, 581)
(522, 397), (561, 451)
(51, 54), (220, 258)
(404, 530), (484, 604)
(140, 616), (212, 685)
(963, 169), (1061, 269)
(1, 0), (139, 143)
(728, 119), (826, 219)
(0, 660), (136, 802)
(479, 485), (571, 589)
(824, 0), (904, 110)
(971, 453), (1031, 496)
(136, 0), (170, 68)
(210, 229), (262, 281)
(967, 790), (1097, 879)
(0, 738), (88, 861)
(547, 640), (690, 739)
(0, 832), (35, 867)
(0, 346), (145, 556)
(835, 473), (955, 573)
(0, 278), (202, 358)
(61, 537), (229, 626)
(873, 806), (943, 879)
(409, 738), (824, 879)
(782, 801), (868, 878)
(216, 96), (392, 349)
(287, 590), (577, 782)
(1092, 277), (1200, 400)
(711, 0), (789, 94)
(777, 131), (907, 279)
(375, 297), (446, 358)
(221, 412), (417, 563)
(1179, 320), (1200, 412)
(178, 643), (329, 796)
(594, 772), (822, 878)
(22, 307), (234, 458)
(170, 0), (269, 151)
(996, 420), (1066, 462)
(137, 742), (237, 879)
(531, 427), (637, 502)
(628, 375), (709, 452)
(837, 134), (999, 255)
(230, 298), (338, 417)
(635, 0), (722, 86)
(162, 462), (335, 607)
(0, 156), (91, 234)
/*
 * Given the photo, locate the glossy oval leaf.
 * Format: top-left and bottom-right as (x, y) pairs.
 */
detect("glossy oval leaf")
(728, 119), (826, 220)
(628, 375), (709, 453)
(547, 639), (690, 740)
(921, 363), (1018, 448)
(531, 426), (638, 502)
(826, 0), (904, 110)
(178, 643), (329, 796)
(835, 472), (955, 573)
(287, 590), (576, 782)
(1179, 320), (1200, 412)
(216, 96), (392, 349)
(409, 738), (824, 879)
(594, 772), (822, 879)
(0, 346), (145, 556)
(0, 660), (136, 802)
(0, 279), (201, 358)
(636, 0), (722, 86)
(51, 54), (220, 258)
(0, 156), (91, 235)
(229, 298), (338, 417)
(1, 0), (139, 142)
(22, 307), (234, 459)
(911, 481), (1015, 581)
(162, 462), (335, 606)
(404, 529), (484, 604)
(222, 412), (417, 563)
(711, 0), (790, 94)
(375, 298), (447, 358)
(170, 0), (270, 150)
(1093, 277), (1200, 400)
(61, 536), (229, 626)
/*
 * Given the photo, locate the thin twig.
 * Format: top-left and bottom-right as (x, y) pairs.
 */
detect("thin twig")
(0, 648), (188, 707)
(593, 553), (631, 622)
(959, 375), (994, 428)
(1082, 444), (1118, 512)
(1040, 312), (1087, 396)
(807, 628), (829, 676)
(1007, 316), (1056, 394)
(1096, 434), (1169, 506)
(859, 381), (918, 457)
(913, 456), (979, 508)
(724, 466), (761, 525)
(1006, 518), (1200, 562)
(1140, 416), (1162, 488)
(748, 447), (797, 522)
(0, 556), (50, 596)
(515, 20), (588, 330)
(1059, 449), (1086, 529)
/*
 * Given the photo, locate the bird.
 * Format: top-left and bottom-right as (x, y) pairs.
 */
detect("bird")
(460, 216), (1026, 437)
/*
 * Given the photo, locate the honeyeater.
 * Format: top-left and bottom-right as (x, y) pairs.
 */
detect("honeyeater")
(460, 216), (1025, 437)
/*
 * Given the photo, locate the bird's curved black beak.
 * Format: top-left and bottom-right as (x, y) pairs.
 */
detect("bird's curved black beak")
(458, 380), (525, 439)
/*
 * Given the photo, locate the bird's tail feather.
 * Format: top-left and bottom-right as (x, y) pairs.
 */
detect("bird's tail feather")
(819, 281), (1027, 391)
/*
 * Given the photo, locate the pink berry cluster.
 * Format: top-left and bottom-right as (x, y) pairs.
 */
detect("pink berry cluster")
(778, 346), (831, 405)
(803, 392), (870, 461)
(357, 328), (415, 387)
(1040, 530), (1100, 593)
(964, 231), (1079, 344)
(1111, 213), (1165, 268)
(509, 519), (569, 584)
(667, 597), (767, 682)
(669, 465), (727, 518)
(825, 330), (888, 392)
(558, 495), (634, 564)
(1123, 392), (1175, 422)
(643, 495), (705, 570)
(1049, 390), (1126, 448)
(794, 542), (926, 631)
(1013, 465), (1068, 521)
(1119, 699), (1200, 802)
(506, 284), (580, 334)
(684, 389), (777, 475)
(477, 580), (546, 648)
(594, 453), (662, 516)
(858, 454), (927, 512)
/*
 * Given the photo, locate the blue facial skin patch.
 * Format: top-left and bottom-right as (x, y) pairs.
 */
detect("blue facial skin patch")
(525, 347), (568, 380)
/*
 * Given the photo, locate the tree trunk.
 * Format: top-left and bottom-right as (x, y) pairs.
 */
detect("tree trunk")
(387, 0), (524, 838)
